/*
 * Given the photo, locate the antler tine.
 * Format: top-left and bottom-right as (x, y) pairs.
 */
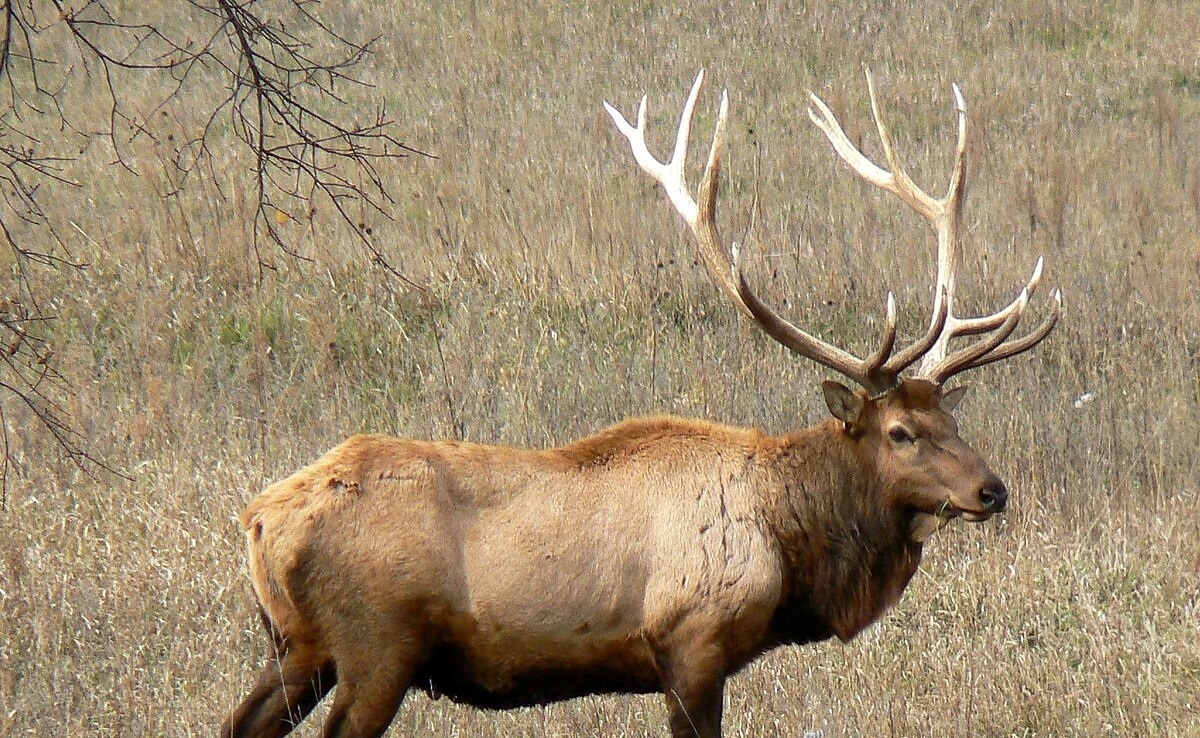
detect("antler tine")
(884, 286), (950, 374)
(917, 254), (1057, 381)
(926, 285), (1064, 383)
(929, 288), (1030, 381)
(604, 71), (748, 317)
(945, 83), (969, 217)
(863, 71), (943, 218)
(948, 256), (1043, 336)
(807, 71), (955, 224)
(863, 293), (899, 377)
(806, 92), (895, 194)
(953, 288), (1063, 376)
(603, 73), (702, 224)
(924, 80), (970, 353)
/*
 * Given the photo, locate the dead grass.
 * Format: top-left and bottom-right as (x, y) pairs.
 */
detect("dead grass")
(1, 0), (1198, 736)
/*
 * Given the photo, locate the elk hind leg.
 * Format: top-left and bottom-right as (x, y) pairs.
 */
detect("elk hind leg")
(222, 640), (335, 738)
(319, 636), (424, 738)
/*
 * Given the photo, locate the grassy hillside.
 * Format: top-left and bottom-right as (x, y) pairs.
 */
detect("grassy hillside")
(1, 1), (1198, 735)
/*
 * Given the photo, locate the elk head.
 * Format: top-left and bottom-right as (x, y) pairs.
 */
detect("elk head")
(822, 377), (1009, 541)
(606, 71), (1060, 531)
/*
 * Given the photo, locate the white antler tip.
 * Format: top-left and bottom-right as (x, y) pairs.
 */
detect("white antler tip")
(1027, 255), (1045, 291)
(686, 70), (706, 104)
(951, 83), (966, 111)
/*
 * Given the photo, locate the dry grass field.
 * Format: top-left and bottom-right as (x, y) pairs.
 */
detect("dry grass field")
(2, 1), (1199, 735)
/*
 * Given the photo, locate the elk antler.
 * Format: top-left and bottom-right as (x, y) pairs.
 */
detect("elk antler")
(807, 71), (1061, 385)
(605, 71), (946, 395)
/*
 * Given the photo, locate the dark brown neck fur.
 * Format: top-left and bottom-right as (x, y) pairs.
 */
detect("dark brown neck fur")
(762, 420), (923, 644)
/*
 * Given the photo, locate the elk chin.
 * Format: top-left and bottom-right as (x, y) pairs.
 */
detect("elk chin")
(905, 499), (991, 542)
(907, 512), (945, 543)
(960, 510), (995, 523)
(905, 504), (962, 542)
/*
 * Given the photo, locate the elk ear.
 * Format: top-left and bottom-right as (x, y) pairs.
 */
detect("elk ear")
(822, 380), (864, 425)
(940, 385), (969, 412)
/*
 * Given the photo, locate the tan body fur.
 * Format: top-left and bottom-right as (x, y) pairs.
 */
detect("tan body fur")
(222, 381), (996, 738)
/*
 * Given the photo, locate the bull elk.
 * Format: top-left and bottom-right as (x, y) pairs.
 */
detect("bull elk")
(221, 71), (1060, 738)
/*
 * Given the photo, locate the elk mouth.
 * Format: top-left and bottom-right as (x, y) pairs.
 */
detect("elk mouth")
(936, 500), (996, 523)
(908, 497), (999, 542)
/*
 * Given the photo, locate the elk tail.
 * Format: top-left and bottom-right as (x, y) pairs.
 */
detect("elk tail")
(241, 505), (297, 643)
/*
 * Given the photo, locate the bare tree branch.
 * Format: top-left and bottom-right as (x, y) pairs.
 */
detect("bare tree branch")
(0, 0), (426, 500)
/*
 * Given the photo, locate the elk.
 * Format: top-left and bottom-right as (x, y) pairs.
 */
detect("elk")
(221, 71), (1060, 738)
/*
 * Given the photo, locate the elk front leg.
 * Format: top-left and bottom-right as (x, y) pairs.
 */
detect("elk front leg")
(655, 625), (728, 738)
(318, 617), (429, 738)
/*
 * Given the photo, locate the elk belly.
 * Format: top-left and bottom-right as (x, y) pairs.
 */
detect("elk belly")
(418, 620), (660, 708)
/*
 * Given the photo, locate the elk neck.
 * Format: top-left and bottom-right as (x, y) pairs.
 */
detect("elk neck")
(760, 419), (923, 644)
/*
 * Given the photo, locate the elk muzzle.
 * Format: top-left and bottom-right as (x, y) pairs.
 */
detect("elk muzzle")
(959, 475), (1007, 521)
(978, 477), (1008, 513)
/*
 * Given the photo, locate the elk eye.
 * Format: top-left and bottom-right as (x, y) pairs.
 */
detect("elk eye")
(888, 427), (915, 444)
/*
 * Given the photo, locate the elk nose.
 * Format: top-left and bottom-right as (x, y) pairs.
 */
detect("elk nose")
(979, 478), (1009, 513)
